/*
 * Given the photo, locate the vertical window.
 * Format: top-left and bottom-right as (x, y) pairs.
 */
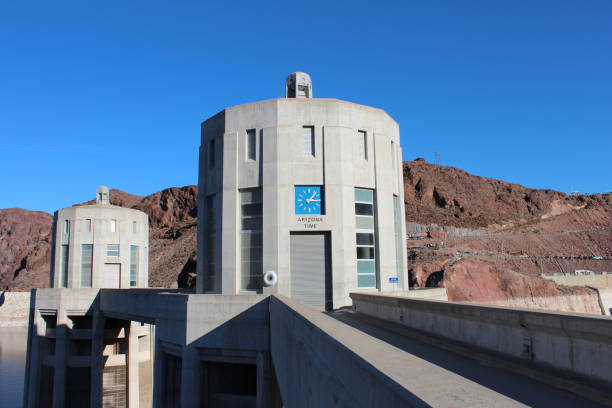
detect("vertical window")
(163, 354), (182, 408)
(130, 246), (139, 287)
(393, 195), (402, 279)
(107, 244), (119, 257)
(64, 220), (70, 235)
(209, 139), (216, 168)
(110, 219), (116, 233)
(206, 195), (217, 291)
(81, 244), (93, 288)
(357, 130), (367, 160)
(240, 188), (263, 291)
(85, 219), (91, 232)
(246, 129), (256, 161)
(302, 126), (314, 156)
(355, 188), (376, 288)
(132, 221), (137, 233)
(61, 245), (69, 287)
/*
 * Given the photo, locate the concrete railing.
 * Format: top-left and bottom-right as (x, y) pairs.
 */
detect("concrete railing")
(269, 295), (431, 408)
(350, 293), (612, 384)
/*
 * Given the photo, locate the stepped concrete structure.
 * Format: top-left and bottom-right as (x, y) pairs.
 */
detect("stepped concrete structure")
(197, 72), (408, 309)
(23, 75), (612, 407)
(25, 186), (153, 407)
(50, 185), (149, 289)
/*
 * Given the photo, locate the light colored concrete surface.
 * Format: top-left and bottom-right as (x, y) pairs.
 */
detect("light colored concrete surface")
(470, 292), (603, 315)
(599, 288), (612, 316)
(542, 273), (612, 289)
(51, 186), (149, 289)
(351, 292), (612, 385)
(270, 294), (606, 407)
(197, 85), (408, 308)
(330, 310), (607, 408)
(0, 291), (31, 327)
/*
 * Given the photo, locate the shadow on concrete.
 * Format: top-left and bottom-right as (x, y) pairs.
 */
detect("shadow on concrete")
(327, 311), (607, 408)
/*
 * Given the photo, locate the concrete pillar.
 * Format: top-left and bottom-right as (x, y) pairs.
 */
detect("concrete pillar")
(152, 321), (164, 408)
(180, 345), (199, 408)
(90, 310), (105, 408)
(52, 308), (70, 408)
(23, 299), (43, 408)
(128, 321), (140, 408)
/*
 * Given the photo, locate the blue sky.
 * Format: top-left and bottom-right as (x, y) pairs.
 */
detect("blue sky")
(1, 1), (610, 213)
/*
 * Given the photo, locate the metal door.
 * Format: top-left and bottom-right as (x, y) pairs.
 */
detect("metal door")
(290, 232), (332, 310)
(103, 263), (121, 288)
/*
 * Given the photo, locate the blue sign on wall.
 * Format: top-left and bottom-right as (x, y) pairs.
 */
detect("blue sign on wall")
(388, 277), (399, 283)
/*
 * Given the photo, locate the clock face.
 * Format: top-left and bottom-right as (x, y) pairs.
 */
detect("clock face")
(295, 186), (323, 215)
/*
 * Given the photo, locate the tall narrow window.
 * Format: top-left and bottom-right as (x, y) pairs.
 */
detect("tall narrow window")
(206, 195), (216, 291)
(246, 129), (256, 161)
(110, 219), (116, 233)
(81, 244), (93, 288)
(61, 245), (69, 287)
(302, 126), (314, 156)
(85, 219), (91, 232)
(240, 188), (263, 291)
(393, 195), (403, 280)
(130, 246), (139, 287)
(107, 244), (119, 257)
(64, 220), (70, 235)
(132, 221), (137, 233)
(209, 139), (216, 168)
(357, 130), (367, 160)
(355, 188), (376, 288)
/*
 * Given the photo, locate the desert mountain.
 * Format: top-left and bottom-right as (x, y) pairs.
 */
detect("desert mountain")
(1, 161), (610, 314)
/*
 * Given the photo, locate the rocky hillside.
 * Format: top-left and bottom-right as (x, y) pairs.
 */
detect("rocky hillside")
(1, 160), (610, 315)
(404, 159), (611, 313)
(0, 209), (53, 291)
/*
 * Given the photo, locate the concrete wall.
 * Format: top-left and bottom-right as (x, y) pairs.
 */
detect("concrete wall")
(51, 203), (149, 289)
(0, 291), (31, 327)
(471, 293), (603, 315)
(542, 272), (612, 289)
(351, 293), (612, 384)
(598, 288), (612, 316)
(197, 97), (408, 308)
(269, 295), (428, 408)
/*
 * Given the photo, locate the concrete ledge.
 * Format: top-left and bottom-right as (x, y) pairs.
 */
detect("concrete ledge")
(350, 293), (612, 385)
(0, 291), (31, 327)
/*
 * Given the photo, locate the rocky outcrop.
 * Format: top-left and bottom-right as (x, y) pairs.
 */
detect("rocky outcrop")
(0, 209), (53, 291)
(443, 259), (602, 314)
(403, 159), (610, 231)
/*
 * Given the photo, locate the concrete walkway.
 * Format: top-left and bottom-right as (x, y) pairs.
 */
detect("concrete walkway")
(329, 310), (607, 408)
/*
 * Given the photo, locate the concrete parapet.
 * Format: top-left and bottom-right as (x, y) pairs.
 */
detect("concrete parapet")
(0, 291), (31, 327)
(350, 293), (612, 385)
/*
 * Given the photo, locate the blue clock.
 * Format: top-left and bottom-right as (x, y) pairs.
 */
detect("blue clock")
(295, 186), (323, 215)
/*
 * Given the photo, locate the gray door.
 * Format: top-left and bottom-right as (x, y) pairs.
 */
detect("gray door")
(103, 263), (121, 288)
(290, 232), (332, 310)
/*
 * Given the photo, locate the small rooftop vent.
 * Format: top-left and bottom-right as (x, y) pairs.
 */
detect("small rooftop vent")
(96, 185), (110, 204)
(286, 72), (312, 98)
